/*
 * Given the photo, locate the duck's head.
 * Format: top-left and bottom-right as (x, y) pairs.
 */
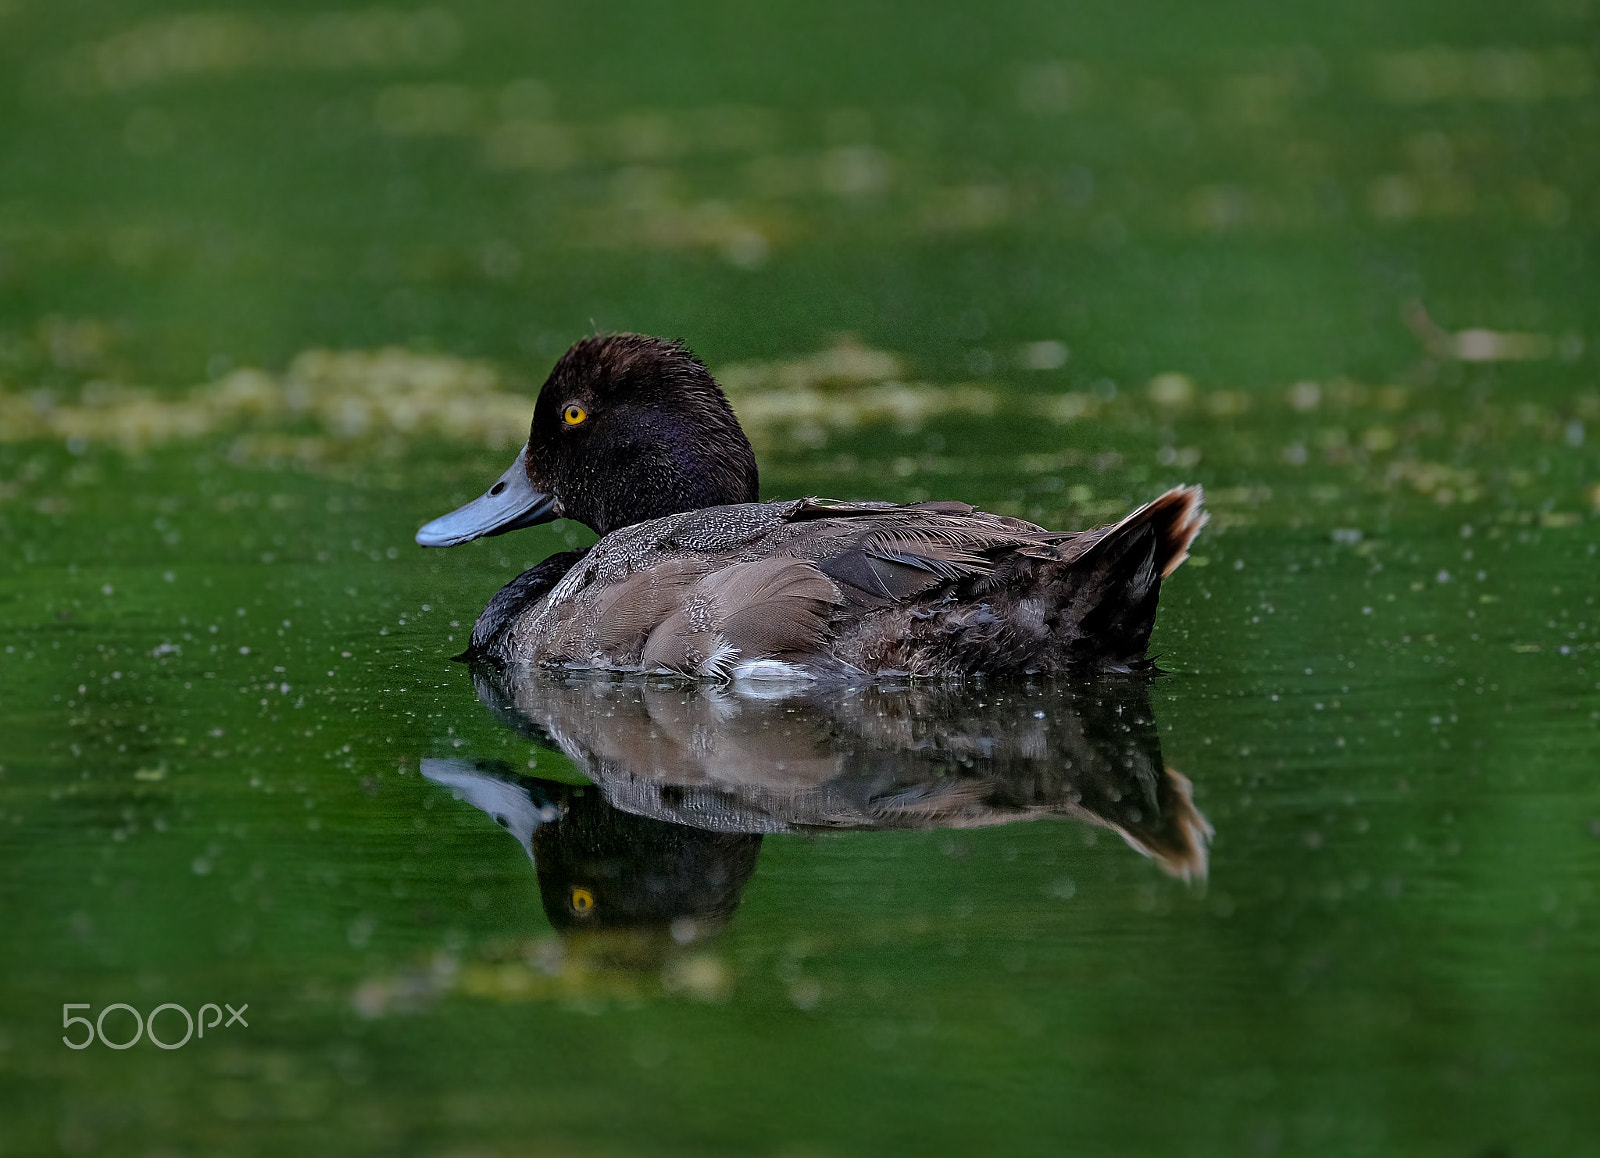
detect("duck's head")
(416, 333), (758, 545)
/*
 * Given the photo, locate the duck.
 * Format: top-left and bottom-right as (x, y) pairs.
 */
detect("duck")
(416, 333), (1206, 681)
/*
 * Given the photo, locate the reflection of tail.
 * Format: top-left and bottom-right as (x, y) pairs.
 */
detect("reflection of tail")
(1134, 767), (1213, 882)
(1059, 486), (1207, 667)
(1064, 765), (1212, 882)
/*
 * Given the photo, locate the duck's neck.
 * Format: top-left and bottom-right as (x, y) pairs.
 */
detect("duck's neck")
(580, 431), (759, 536)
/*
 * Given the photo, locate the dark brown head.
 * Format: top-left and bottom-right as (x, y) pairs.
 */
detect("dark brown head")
(416, 334), (759, 545)
(526, 335), (758, 534)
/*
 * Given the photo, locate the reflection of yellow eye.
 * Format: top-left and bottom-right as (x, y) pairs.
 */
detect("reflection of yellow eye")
(562, 404), (587, 426)
(570, 887), (595, 913)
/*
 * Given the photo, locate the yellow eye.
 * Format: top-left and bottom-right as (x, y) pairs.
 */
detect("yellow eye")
(569, 887), (595, 913)
(562, 404), (587, 426)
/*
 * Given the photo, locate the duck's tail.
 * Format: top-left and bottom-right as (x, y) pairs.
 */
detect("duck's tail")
(1052, 485), (1207, 669)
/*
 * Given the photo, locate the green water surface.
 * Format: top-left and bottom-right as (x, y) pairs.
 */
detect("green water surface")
(2, 1), (1599, 1155)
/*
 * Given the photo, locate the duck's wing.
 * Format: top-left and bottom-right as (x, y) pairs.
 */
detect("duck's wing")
(785, 487), (1207, 674)
(782, 498), (1059, 607)
(639, 556), (842, 677)
(495, 499), (1036, 675)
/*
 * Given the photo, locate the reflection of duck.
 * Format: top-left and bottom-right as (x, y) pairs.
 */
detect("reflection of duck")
(417, 334), (1205, 680)
(449, 667), (1212, 886)
(422, 760), (762, 935)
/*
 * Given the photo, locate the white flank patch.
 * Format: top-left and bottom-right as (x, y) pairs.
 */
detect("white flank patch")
(729, 658), (816, 686)
(699, 642), (741, 681)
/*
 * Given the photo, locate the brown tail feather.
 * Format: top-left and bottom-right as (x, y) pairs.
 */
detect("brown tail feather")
(1055, 486), (1207, 667)
(1084, 485), (1208, 577)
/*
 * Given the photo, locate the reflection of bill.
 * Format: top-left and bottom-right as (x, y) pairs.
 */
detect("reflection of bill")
(422, 760), (760, 938)
(423, 669), (1211, 937)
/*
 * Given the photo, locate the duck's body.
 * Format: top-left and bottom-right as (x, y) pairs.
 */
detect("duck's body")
(418, 334), (1206, 681)
(469, 491), (1203, 679)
